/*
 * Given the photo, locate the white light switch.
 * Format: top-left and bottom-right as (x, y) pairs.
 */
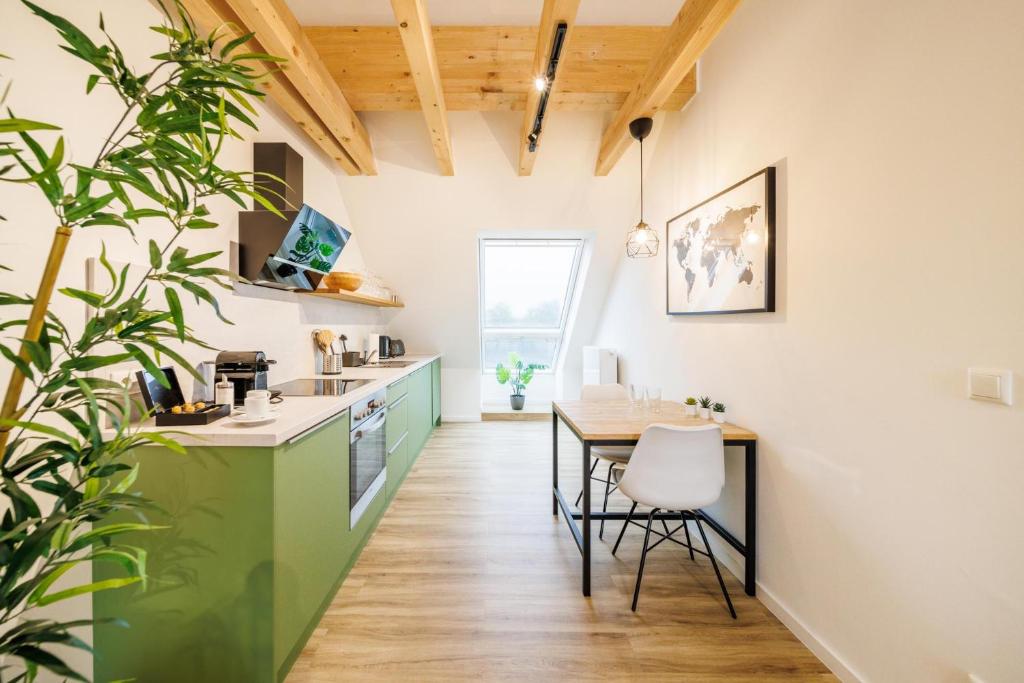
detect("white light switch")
(968, 368), (1013, 406)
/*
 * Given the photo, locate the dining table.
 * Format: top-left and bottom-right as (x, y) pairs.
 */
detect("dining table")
(551, 399), (759, 597)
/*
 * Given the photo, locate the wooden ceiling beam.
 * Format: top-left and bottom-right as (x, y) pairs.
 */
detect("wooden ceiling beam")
(594, 0), (741, 176)
(517, 0), (581, 176)
(391, 0), (454, 175)
(305, 26), (698, 113)
(179, 0), (361, 174)
(223, 0), (378, 175)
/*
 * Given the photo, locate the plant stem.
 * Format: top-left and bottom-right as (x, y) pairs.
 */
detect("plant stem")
(0, 226), (73, 461)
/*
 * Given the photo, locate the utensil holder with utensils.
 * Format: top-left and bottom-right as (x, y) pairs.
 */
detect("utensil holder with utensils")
(323, 354), (345, 374)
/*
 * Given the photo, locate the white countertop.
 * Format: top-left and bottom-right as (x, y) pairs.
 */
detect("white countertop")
(107, 354), (440, 449)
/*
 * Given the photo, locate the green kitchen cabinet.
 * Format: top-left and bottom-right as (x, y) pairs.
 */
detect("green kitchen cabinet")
(386, 376), (408, 405)
(386, 432), (408, 499)
(386, 391), (408, 452)
(431, 358), (441, 425)
(94, 411), (358, 683)
(407, 366), (432, 455)
(272, 411), (350, 675)
(94, 359), (441, 683)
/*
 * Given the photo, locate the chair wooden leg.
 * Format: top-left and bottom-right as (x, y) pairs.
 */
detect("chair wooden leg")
(612, 500), (637, 556)
(575, 457), (599, 507)
(695, 516), (737, 619)
(599, 461), (615, 539)
(679, 511), (695, 561)
(631, 508), (658, 612)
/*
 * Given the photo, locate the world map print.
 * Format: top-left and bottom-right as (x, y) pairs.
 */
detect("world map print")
(666, 169), (774, 314)
(672, 204), (761, 302)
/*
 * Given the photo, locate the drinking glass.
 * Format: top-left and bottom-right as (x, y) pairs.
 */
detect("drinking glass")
(647, 386), (662, 413)
(629, 383), (646, 411)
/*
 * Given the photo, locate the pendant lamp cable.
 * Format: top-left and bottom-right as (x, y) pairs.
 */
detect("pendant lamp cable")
(639, 137), (644, 224)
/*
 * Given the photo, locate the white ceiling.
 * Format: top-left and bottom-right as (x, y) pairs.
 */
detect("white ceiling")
(288, 0), (684, 26)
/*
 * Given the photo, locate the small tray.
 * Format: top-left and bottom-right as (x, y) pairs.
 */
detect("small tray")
(154, 403), (231, 426)
(136, 366), (231, 426)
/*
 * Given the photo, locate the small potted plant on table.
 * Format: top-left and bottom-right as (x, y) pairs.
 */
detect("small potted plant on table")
(684, 397), (698, 416)
(698, 396), (713, 419)
(712, 402), (727, 424)
(496, 352), (546, 410)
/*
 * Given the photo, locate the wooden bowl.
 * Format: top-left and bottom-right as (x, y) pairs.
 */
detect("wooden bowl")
(323, 272), (363, 292)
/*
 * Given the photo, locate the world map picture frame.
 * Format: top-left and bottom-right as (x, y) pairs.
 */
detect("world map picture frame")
(665, 167), (776, 315)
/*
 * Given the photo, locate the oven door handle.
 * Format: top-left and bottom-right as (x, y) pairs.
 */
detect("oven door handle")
(352, 411), (386, 441)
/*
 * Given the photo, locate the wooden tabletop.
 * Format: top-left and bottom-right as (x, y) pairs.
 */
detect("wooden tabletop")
(552, 400), (757, 442)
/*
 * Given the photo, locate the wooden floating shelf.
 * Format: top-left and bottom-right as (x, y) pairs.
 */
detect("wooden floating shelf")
(302, 289), (404, 308)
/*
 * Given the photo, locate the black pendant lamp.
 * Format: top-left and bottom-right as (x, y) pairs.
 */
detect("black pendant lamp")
(625, 117), (658, 258)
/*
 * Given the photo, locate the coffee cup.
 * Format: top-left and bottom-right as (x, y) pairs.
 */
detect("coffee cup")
(245, 390), (271, 418)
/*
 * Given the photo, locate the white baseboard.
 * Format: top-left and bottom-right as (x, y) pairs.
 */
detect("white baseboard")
(440, 413), (481, 422)
(756, 583), (865, 683)
(686, 527), (863, 683)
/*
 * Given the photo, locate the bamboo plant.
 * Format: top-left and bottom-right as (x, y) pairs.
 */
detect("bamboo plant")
(0, 2), (282, 680)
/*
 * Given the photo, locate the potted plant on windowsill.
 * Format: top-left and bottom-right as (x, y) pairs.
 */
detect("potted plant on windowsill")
(698, 396), (713, 420)
(495, 352), (546, 410)
(684, 396), (698, 416)
(712, 402), (727, 424)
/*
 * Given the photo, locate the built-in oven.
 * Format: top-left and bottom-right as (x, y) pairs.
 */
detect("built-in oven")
(349, 390), (387, 529)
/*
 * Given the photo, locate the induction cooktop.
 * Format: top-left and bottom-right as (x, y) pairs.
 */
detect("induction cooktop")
(270, 378), (372, 397)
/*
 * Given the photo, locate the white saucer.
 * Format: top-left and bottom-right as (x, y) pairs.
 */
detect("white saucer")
(229, 413), (278, 426)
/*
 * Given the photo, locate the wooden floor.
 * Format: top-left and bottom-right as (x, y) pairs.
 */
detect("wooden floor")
(288, 422), (835, 682)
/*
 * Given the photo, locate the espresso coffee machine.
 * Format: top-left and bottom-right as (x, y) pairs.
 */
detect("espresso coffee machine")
(215, 351), (276, 406)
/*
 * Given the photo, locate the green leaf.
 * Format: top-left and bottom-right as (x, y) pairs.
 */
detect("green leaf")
(64, 522), (167, 553)
(123, 343), (168, 389)
(85, 73), (100, 94)
(180, 279), (231, 324)
(164, 287), (185, 341)
(134, 430), (185, 455)
(33, 576), (142, 607)
(59, 287), (104, 308)
(0, 418), (77, 445)
(59, 352), (133, 372)
(168, 248), (220, 271)
(64, 191), (115, 222)
(0, 118), (60, 133)
(124, 208), (167, 220)
(148, 239), (162, 269)
(0, 343), (34, 381)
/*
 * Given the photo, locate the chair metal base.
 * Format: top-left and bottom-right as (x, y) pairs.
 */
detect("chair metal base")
(613, 504), (737, 618)
(575, 459), (621, 540)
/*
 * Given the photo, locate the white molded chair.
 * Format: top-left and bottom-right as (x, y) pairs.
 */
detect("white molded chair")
(577, 384), (633, 538)
(611, 423), (736, 617)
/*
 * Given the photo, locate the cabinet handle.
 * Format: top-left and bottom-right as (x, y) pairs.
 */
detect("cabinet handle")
(286, 409), (348, 445)
(389, 393), (407, 409)
(388, 431), (408, 455)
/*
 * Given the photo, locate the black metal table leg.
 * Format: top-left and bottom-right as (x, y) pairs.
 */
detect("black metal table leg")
(744, 440), (757, 596)
(582, 440), (591, 596)
(552, 411), (559, 516)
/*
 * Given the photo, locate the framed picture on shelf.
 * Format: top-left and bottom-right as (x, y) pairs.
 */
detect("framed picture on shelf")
(666, 167), (776, 315)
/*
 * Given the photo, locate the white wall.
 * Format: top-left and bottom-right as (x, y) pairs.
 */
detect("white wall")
(593, 1), (1024, 681)
(338, 111), (639, 419)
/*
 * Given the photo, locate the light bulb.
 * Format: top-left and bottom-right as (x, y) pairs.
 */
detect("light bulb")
(534, 76), (547, 92)
(635, 228), (649, 244)
(744, 231), (760, 244)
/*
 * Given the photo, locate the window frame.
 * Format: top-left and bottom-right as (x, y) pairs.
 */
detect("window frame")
(478, 237), (585, 374)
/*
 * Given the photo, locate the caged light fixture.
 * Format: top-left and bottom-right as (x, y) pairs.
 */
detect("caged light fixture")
(625, 117), (659, 258)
